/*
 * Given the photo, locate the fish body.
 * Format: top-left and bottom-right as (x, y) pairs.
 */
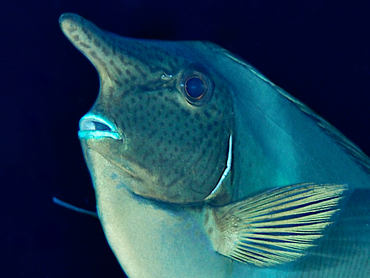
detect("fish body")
(59, 13), (370, 278)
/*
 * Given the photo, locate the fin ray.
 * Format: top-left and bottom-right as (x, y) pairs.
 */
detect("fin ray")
(207, 183), (347, 267)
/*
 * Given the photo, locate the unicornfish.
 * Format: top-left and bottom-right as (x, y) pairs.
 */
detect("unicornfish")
(57, 13), (370, 278)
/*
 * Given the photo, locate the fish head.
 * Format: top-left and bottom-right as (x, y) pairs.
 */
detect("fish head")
(60, 13), (234, 205)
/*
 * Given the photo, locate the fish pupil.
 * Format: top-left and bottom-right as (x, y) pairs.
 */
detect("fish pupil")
(185, 77), (204, 98)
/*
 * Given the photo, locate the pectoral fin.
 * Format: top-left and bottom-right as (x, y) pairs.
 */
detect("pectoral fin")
(205, 183), (347, 267)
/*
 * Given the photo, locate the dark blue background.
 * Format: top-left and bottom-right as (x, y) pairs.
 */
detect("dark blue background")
(1, 1), (370, 277)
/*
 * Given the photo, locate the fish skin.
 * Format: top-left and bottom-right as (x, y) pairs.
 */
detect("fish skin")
(60, 13), (370, 278)
(60, 13), (234, 205)
(84, 148), (233, 278)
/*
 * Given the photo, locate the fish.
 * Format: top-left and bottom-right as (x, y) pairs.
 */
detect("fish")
(58, 13), (370, 278)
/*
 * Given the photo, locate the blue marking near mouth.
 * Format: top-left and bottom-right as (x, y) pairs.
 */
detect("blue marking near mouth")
(78, 113), (121, 140)
(78, 130), (121, 139)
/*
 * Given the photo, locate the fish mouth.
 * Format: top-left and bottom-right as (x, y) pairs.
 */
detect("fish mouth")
(78, 113), (152, 191)
(78, 113), (122, 140)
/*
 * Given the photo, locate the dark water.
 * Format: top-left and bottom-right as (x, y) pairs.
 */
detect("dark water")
(1, 1), (370, 277)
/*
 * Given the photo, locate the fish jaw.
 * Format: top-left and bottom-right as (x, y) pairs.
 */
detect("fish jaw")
(85, 148), (233, 278)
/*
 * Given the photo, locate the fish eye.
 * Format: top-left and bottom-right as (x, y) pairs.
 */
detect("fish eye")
(180, 69), (213, 106)
(185, 77), (205, 99)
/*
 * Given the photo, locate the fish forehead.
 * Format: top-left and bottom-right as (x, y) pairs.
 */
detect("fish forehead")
(60, 13), (234, 204)
(59, 14), (224, 95)
(60, 13), (185, 84)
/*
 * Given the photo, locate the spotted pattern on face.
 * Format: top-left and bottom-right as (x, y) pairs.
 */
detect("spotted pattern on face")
(60, 13), (234, 204)
(110, 83), (231, 201)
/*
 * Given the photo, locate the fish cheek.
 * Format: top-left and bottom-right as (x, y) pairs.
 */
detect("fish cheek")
(126, 94), (206, 202)
(109, 81), (233, 204)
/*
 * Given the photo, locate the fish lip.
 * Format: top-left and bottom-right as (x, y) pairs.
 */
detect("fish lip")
(78, 130), (121, 140)
(78, 113), (122, 140)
